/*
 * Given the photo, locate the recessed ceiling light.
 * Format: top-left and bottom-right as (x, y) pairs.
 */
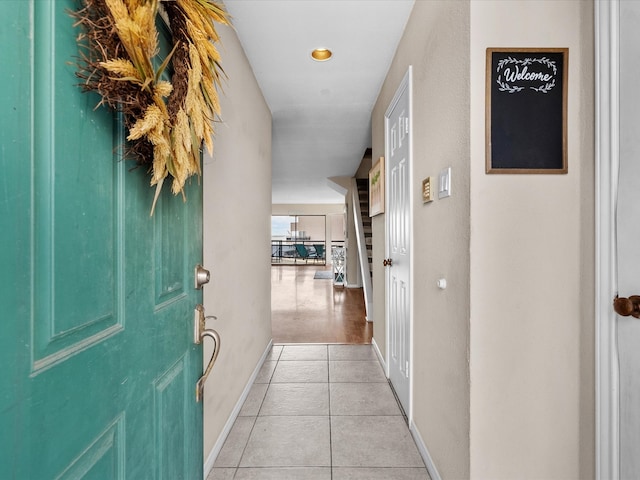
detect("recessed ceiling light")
(311, 48), (332, 61)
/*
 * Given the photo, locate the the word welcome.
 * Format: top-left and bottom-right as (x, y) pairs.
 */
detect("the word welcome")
(502, 65), (553, 83)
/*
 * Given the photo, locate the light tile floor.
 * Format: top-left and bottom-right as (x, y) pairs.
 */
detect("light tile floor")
(207, 344), (431, 480)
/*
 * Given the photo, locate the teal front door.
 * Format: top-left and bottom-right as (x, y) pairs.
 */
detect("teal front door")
(0, 1), (204, 477)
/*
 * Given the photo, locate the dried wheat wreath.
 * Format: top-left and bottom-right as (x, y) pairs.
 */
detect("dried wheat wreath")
(71, 0), (229, 214)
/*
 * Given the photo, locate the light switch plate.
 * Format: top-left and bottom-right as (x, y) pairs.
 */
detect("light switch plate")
(422, 177), (434, 203)
(439, 167), (451, 199)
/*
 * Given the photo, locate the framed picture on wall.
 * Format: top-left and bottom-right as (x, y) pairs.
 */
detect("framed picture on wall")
(369, 156), (385, 216)
(486, 48), (568, 174)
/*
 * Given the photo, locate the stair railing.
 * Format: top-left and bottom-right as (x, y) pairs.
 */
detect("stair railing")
(351, 178), (373, 322)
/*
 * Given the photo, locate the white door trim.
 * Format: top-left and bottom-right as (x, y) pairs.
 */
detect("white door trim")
(595, 1), (619, 478)
(384, 65), (413, 422)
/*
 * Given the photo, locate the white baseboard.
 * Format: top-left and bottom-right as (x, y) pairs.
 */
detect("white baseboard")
(371, 337), (386, 373)
(203, 339), (273, 477)
(371, 338), (438, 479)
(410, 420), (441, 480)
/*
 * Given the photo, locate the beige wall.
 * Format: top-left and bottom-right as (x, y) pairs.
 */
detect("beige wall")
(293, 216), (325, 241)
(272, 204), (344, 216)
(372, 1), (471, 478)
(355, 150), (373, 179)
(373, 1), (595, 479)
(202, 23), (272, 459)
(330, 214), (345, 241)
(469, 1), (594, 479)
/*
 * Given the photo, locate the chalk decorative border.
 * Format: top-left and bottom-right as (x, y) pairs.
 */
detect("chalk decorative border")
(496, 56), (558, 94)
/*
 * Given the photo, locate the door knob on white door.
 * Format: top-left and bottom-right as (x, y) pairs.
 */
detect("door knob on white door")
(383, 258), (393, 267)
(614, 295), (640, 318)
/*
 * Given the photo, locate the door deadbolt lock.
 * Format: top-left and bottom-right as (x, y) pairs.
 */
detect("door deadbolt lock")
(195, 264), (210, 289)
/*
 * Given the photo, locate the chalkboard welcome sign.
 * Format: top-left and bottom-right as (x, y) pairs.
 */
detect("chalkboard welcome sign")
(486, 48), (568, 174)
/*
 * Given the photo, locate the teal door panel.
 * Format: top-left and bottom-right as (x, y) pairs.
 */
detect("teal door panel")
(0, 1), (204, 478)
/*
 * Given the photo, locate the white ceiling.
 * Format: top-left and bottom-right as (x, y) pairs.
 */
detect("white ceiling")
(222, 0), (415, 204)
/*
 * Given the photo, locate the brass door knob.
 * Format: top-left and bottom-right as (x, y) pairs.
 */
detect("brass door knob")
(383, 258), (393, 267)
(613, 295), (640, 318)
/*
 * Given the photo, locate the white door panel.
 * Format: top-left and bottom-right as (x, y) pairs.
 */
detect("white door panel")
(386, 68), (412, 415)
(618, 3), (640, 477)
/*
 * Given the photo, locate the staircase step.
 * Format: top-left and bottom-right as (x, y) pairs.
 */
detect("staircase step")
(356, 177), (374, 284)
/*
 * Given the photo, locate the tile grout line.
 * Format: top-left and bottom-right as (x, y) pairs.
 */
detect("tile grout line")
(232, 347), (280, 479)
(217, 344), (424, 479)
(327, 345), (333, 480)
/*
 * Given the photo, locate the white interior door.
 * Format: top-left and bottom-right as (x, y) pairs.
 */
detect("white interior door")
(617, 3), (640, 477)
(385, 68), (412, 416)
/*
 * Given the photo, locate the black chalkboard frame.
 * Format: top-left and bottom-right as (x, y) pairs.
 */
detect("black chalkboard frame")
(486, 48), (568, 174)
